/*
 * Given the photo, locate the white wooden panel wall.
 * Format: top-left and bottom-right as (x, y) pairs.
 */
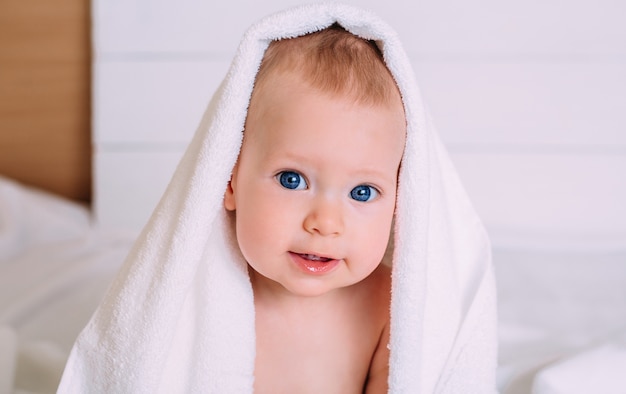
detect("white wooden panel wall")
(94, 0), (626, 243)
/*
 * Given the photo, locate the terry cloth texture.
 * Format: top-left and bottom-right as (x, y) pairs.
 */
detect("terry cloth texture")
(58, 3), (497, 393)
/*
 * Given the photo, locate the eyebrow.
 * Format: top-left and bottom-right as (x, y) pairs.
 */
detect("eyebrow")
(272, 150), (398, 183)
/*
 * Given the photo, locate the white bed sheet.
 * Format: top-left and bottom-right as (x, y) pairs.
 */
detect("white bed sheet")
(1, 175), (625, 393)
(0, 176), (132, 394)
(495, 241), (626, 393)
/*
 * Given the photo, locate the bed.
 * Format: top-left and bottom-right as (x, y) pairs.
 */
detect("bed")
(0, 177), (133, 394)
(495, 240), (626, 393)
(2, 0), (625, 393)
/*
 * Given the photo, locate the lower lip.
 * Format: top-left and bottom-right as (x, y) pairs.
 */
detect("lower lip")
(290, 252), (340, 275)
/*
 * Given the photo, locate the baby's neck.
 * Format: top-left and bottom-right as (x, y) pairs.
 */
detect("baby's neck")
(250, 264), (391, 393)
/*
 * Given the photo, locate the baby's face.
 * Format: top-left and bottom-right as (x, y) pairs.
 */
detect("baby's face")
(225, 73), (406, 297)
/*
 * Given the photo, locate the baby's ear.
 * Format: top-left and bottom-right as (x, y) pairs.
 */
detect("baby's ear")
(224, 164), (238, 211)
(224, 180), (236, 211)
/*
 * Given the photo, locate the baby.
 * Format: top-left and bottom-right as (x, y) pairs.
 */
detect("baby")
(58, 5), (497, 393)
(224, 24), (405, 392)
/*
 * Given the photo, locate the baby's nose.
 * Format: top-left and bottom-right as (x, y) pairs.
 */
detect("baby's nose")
(303, 197), (344, 236)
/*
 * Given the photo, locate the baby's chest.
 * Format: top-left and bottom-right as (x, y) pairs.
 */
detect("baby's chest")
(253, 321), (377, 393)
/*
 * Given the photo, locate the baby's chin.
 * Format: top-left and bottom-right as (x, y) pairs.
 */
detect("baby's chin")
(280, 280), (352, 298)
(248, 267), (361, 299)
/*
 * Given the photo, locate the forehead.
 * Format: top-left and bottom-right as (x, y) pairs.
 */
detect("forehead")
(248, 70), (405, 129)
(243, 73), (406, 170)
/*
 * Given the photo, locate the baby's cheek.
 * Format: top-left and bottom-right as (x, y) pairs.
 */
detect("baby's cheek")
(236, 204), (279, 255)
(369, 216), (394, 260)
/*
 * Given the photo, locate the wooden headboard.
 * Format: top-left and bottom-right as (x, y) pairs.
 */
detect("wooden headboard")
(0, 0), (91, 203)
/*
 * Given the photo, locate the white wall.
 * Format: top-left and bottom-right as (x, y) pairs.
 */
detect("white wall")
(93, 0), (626, 245)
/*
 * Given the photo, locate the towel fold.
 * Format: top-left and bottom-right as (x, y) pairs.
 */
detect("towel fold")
(58, 3), (497, 393)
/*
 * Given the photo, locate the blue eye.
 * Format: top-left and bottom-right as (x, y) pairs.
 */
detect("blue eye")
(277, 171), (307, 190)
(350, 185), (379, 202)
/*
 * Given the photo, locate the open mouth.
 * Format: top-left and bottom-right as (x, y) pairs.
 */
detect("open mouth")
(290, 252), (340, 274)
(298, 253), (333, 262)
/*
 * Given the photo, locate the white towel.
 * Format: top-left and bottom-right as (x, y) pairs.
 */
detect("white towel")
(58, 3), (497, 393)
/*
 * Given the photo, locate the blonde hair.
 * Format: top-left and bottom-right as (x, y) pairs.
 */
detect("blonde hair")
(253, 23), (400, 106)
